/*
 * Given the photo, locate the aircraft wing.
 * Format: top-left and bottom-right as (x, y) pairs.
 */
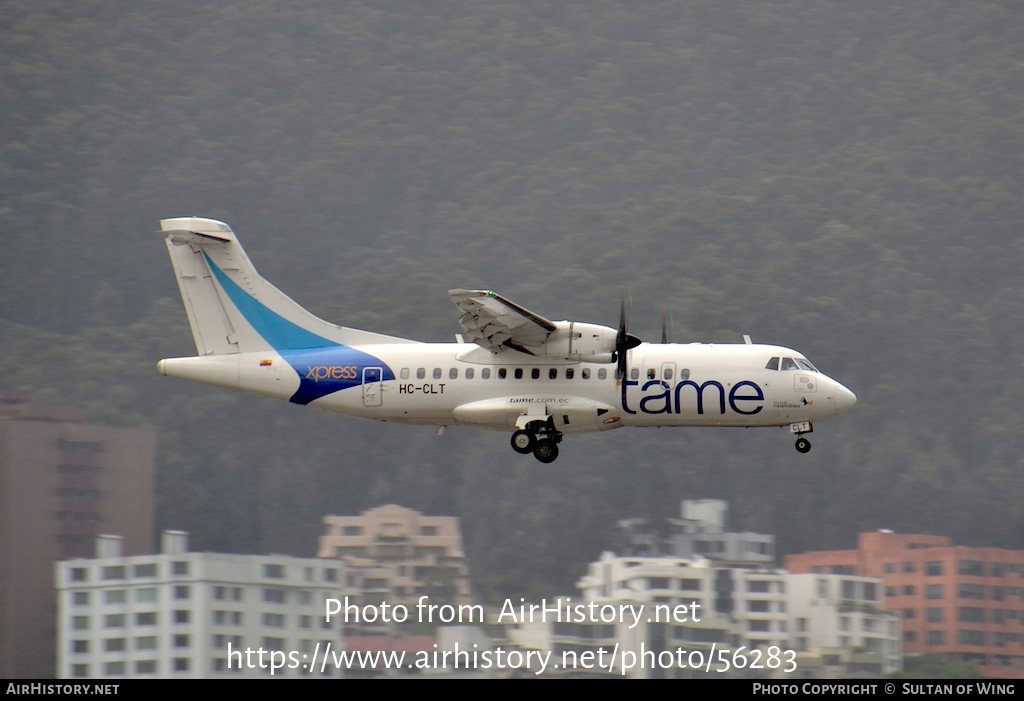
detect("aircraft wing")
(448, 289), (557, 352)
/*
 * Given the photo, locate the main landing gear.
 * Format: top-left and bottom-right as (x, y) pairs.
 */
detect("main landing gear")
(511, 419), (562, 463)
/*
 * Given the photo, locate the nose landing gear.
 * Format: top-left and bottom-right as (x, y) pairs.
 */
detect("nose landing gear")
(790, 421), (813, 453)
(511, 419), (563, 463)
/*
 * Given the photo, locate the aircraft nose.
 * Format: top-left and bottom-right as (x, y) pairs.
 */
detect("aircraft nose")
(833, 381), (857, 416)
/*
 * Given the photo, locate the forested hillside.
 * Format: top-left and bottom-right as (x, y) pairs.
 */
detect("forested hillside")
(2, 1), (1024, 599)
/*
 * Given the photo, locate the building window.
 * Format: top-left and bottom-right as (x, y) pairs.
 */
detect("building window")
(904, 562), (916, 572)
(958, 607), (985, 623)
(299, 615), (312, 629)
(72, 616), (89, 630)
(174, 634), (190, 648)
(263, 564), (284, 578)
(926, 561), (943, 576)
(885, 586), (896, 597)
(959, 583), (985, 600)
(72, 640), (89, 654)
(903, 608), (916, 619)
(842, 580), (857, 600)
(232, 588), (243, 601)
(324, 569), (337, 582)
(104, 638), (125, 652)
(135, 660), (157, 674)
(105, 614), (125, 628)
(926, 630), (945, 645)
(747, 620), (771, 632)
(903, 631), (917, 642)
(214, 586), (226, 600)
(959, 630), (985, 646)
(136, 612), (157, 626)
(263, 637), (284, 651)
(797, 618), (807, 632)
(104, 661), (124, 675)
(72, 664), (89, 678)
(71, 568), (88, 582)
(679, 579), (701, 591)
(172, 561), (189, 576)
(263, 589), (285, 604)
(298, 591), (312, 605)
(73, 592), (89, 605)
(863, 583), (877, 601)
(174, 610), (190, 624)
(926, 608), (944, 622)
(958, 561), (984, 577)
(102, 566), (125, 580)
(135, 636), (157, 650)
(747, 580), (770, 593)
(342, 526), (362, 536)
(747, 600), (770, 613)
(649, 577), (670, 589)
(926, 584), (944, 599)
(104, 590), (125, 604)
(135, 588), (157, 603)
(232, 612), (242, 625)
(173, 658), (190, 672)
(904, 585), (916, 596)
(174, 585), (190, 600)
(133, 563), (157, 577)
(263, 613), (285, 627)
(817, 579), (828, 597)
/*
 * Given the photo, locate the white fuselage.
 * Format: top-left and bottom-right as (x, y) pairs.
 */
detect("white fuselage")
(158, 341), (856, 434)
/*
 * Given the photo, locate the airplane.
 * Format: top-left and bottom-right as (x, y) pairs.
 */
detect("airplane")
(156, 217), (856, 463)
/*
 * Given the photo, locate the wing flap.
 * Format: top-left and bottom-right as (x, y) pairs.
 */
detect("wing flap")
(448, 289), (556, 351)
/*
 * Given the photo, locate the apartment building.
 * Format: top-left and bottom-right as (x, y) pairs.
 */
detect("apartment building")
(786, 531), (1024, 678)
(55, 531), (351, 679)
(0, 393), (155, 678)
(318, 504), (473, 609)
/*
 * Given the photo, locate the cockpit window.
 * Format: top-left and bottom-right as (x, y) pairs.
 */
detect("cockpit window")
(795, 358), (818, 373)
(765, 357), (779, 371)
(780, 358), (799, 371)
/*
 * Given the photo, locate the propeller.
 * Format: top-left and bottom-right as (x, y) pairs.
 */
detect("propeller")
(614, 294), (642, 381)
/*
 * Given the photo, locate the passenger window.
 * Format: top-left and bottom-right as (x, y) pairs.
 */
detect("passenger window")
(630, 368), (640, 380)
(664, 368), (673, 380)
(566, 368), (574, 379)
(400, 368), (409, 379)
(416, 368), (426, 379)
(549, 368), (557, 380)
(465, 368), (474, 379)
(498, 368), (507, 379)
(531, 368), (540, 379)
(581, 368), (591, 380)
(598, 368), (607, 380)
(449, 368), (458, 379)
(781, 358), (799, 371)
(514, 368), (523, 379)
(765, 357), (779, 371)
(680, 369), (690, 380)
(647, 368), (656, 380)
(481, 368), (491, 379)
(433, 368), (442, 379)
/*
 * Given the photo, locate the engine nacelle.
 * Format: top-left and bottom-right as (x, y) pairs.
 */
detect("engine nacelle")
(526, 321), (617, 362)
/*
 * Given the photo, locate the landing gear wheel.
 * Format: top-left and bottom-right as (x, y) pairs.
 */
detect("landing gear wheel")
(795, 437), (811, 453)
(511, 430), (536, 454)
(533, 439), (559, 464)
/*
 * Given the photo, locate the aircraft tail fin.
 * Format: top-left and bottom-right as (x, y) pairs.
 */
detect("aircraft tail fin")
(159, 217), (415, 355)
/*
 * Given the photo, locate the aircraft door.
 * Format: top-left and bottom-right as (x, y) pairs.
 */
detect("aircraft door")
(362, 367), (383, 406)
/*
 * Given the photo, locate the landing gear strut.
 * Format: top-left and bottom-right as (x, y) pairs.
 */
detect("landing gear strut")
(511, 418), (563, 463)
(790, 421), (812, 453)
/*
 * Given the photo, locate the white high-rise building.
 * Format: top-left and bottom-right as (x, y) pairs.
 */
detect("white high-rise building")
(55, 531), (352, 679)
